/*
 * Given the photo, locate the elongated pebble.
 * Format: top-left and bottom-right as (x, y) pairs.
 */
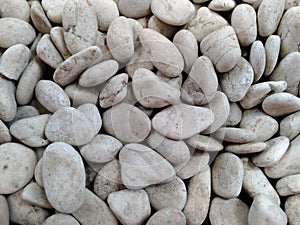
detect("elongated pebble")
(280, 111), (300, 140)
(30, 1), (52, 34)
(0, 195), (9, 225)
(187, 134), (223, 152)
(146, 208), (186, 225)
(276, 174), (300, 196)
(50, 27), (71, 60)
(225, 142), (267, 154)
(250, 41), (266, 82)
(225, 103), (242, 126)
(264, 35), (280, 76)
(285, 195), (300, 225)
(0, 119), (11, 144)
(215, 127), (255, 143)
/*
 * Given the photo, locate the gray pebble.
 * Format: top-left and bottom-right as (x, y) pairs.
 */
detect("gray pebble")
(285, 194), (300, 225)
(280, 111), (300, 140)
(146, 208), (186, 225)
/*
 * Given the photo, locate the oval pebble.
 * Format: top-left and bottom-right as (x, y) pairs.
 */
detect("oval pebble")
(215, 127), (255, 143)
(42, 142), (86, 213)
(0, 143), (36, 194)
(209, 0), (236, 11)
(285, 195), (300, 225)
(118, 0), (151, 18)
(0, 195), (9, 225)
(77, 103), (102, 135)
(146, 208), (186, 225)
(0, 0), (30, 22)
(139, 28), (184, 77)
(0, 17), (36, 48)
(0, 77), (17, 122)
(103, 103), (151, 143)
(264, 35), (281, 76)
(41, 214), (80, 225)
(225, 142), (267, 154)
(151, 0), (195, 26)
(145, 176), (187, 211)
(49, 26), (71, 60)
(45, 107), (95, 146)
(152, 103), (214, 140)
(280, 111), (300, 140)
(250, 40), (266, 82)
(209, 197), (249, 225)
(186, 134), (223, 152)
(41, 0), (68, 24)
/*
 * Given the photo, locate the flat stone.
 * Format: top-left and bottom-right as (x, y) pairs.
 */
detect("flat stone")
(220, 57), (254, 102)
(183, 167), (211, 225)
(120, 143), (175, 189)
(139, 28), (184, 77)
(42, 142), (86, 213)
(276, 174), (300, 196)
(0, 18), (36, 48)
(209, 197), (249, 225)
(0, 195), (9, 225)
(45, 107), (95, 146)
(72, 189), (118, 225)
(264, 35), (281, 76)
(108, 189), (151, 225)
(212, 153), (244, 198)
(248, 194), (287, 225)
(200, 26), (241, 73)
(152, 103), (214, 140)
(225, 142), (267, 154)
(181, 56), (218, 105)
(209, 0), (236, 11)
(145, 176), (187, 211)
(21, 182), (52, 208)
(151, 0), (195, 26)
(41, 214), (80, 225)
(250, 41), (266, 82)
(252, 136), (290, 167)
(285, 194), (300, 225)
(186, 134), (223, 152)
(102, 103), (151, 143)
(215, 127), (255, 143)
(280, 111), (300, 140)
(0, 143), (36, 194)
(146, 208), (186, 225)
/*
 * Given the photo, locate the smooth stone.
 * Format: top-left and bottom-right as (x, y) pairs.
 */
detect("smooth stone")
(152, 103), (214, 140)
(276, 174), (300, 196)
(250, 41), (266, 82)
(0, 18), (36, 48)
(257, 0), (285, 37)
(252, 136), (289, 167)
(146, 208), (186, 225)
(209, 0), (236, 11)
(79, 60), (119, 87)
(181, 56), (218, 105)
(72, 189), (118, 225)
(53, 46), (102, 86)
(0, 0), (30, 22)
(240, 109), (279, 142)
(187, 7), (228, 42)
(209, 197), (249, 225)
(108, 189), (151, 225)
(45, 107), (95, 146)
(270, 52), (300, 95)
(42, 142), (85, 213)
(215, 127), (255, 143)
(147, 131), (190, 166)
(231, 4), (257, 46)
(37, 34), (63, 69)
(265, 81), (288, 92)
(0, 143), (36, 194)
(278, 7), (300, 57)
(88, 0), (119, 31)
(151, 0), (195, 26)
(93, 159), (124, 200)
(262, 93), (300, 117)
(183, 167), (211, 225)
(118, 0), (151, 18)
(176, 151), (209, 180)
(139, 28), (184, 77)
(203, 91), (230, 134)
(50, 27), (71, 60)
(41, 214), (80, 225)
(80, 134), (122, 164)
(200, 26), (241, 73)
(107, 16), (134, 63)
(248, 194), (287, 225)
(41, 0), (68, 24)
(99, 73), (128, 108)
(212, 153), (244, 198)
(8, 190), (49, 225)
(285, 195), (300, 225)
(10, 114), (51, 147)
(102, 103), (151, 143)
(225, 103), (243, 126)
(8, 106), (40, 127)
(173, 29), (198, 72)
(242, 158), (281, 205)
(265, 134), (300, 179)
(225, 142), (267, 154)
(21, 182), (52, 208)
(77, 103), (102, 135)
(34, 157), (44, 187)
(187, 134), (223, 152)
(31, 1), (52, 34)
(0, 195), (9, 225)
(16, 57), (45, 105)
(221, 57), (254, 102)
(145, 176), (187, 211)
(132, 68), (181, 108)
(0, 119), (11, 144)
(280, 111), (300, 140)
(0, 44), (31, 80)
(62, 0), (97, 54)
(147, 15), (178, 39)
(125, 46), (154, 78)
(264, 35), (281, 76)
(35, 80), (70, 112)
(119, 143), (175, 189)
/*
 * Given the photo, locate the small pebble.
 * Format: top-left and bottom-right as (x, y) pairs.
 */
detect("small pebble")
(264, 35), (281, 76)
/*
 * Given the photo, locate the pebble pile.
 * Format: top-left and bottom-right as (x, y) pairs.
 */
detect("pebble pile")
(0, 0), (300, 224)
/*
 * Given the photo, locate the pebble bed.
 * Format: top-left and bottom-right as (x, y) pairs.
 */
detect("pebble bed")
(0, 0), (300, 224)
